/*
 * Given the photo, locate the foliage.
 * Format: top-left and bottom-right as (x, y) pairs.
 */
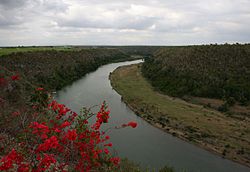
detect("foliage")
(0, 48), (129, 91)
(0, 73), (138, 171)
(0, 46), (74, 56)
(119, 158), (175, 172)
(116, 46), (162, 56)
(0, 48), (130, 135)
(0, 49), (142, 171)
(142, 44), (250, 104)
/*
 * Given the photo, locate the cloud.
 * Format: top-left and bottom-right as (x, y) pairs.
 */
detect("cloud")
(0, 0), (249, 46)
(0, 0), (28, 9)
(0, 0), (28, 27)
(0, 0), (68, 27)
(56, 4), (158, 30)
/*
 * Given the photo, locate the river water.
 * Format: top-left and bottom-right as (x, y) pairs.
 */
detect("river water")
(55, 60), (249, 172)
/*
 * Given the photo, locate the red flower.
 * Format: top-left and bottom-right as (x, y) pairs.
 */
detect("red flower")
(60, 121), (71, 128)
(37, 154), (56, 171)
(104, 143), (112, 147)
(104, 148), (109, 154)
(127, 121), (137, 128)
(0, 149), (23, 171)
(110, 157), (120, 166)
(36, 87), (44, 91)
(54, 128), (61, 133)
(36, 136), (59, 152)
(1, 100), (128, 171)
(11, 75), (20, 81)
(29, 122), (50, 139)
(65, 129), (77, 141)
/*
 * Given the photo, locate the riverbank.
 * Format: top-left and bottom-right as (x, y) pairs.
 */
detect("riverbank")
(0, 50), (148, 171)
(110, 63), (250, 167)
(0, 48), (137, 148)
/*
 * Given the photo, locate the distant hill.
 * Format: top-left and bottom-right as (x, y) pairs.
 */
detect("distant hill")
(76, 46), (163, 56)
(142, 44), (250, 105)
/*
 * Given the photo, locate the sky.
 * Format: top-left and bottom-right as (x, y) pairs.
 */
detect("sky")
(0, 0), (250, 46)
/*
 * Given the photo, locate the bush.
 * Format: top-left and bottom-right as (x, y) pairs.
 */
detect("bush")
(0, 73), (137, 172)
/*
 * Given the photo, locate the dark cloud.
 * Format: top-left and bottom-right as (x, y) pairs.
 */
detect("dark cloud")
(0, 0), (28, 27)
(0, 0), (28, 9)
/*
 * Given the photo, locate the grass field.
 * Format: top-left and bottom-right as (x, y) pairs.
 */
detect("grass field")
(110, 63), (250, 167)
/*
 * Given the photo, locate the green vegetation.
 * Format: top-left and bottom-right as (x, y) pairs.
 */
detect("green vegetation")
(0, 48), (130, 90)
(0, 47), (173, 171)
(120, 159), (174, 172)
(0, 48), (131, 148)
(110, 64), (250, 167)
(0, 46), (74, 56)
(142, 44), (250, 105)
(71, 46), (162, 56)
(116, 46), (163, 56)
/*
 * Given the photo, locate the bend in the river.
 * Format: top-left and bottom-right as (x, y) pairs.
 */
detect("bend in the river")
(55, 60), (250, 172)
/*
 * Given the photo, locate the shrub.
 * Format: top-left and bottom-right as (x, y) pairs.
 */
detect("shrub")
(0, 73), (137, 172)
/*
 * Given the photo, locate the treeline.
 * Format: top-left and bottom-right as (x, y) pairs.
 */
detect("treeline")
(0, 48), (129, 90)
(142, 44), (250, 105)
(117, 46), (163, 56)
(76, 46), (162, 56)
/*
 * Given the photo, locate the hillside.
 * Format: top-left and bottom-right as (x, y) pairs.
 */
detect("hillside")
(0, 48), (130, 90)
(0, 48), (131, 142)
(142, 44), (250, 113)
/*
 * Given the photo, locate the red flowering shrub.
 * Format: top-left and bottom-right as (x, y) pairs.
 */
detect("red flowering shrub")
(36, 87), (44, 91)
(0, 149), (23, 171)
(11, 75), (20, 81)
(127, 121), (138, 128)
(0, 74), (138, 171)
(120, 121), (138, 128)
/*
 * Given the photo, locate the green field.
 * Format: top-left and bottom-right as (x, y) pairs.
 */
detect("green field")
(110, 64), (250, 167)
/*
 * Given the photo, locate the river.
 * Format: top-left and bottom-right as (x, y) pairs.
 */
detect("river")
(55, 60), (249, 172)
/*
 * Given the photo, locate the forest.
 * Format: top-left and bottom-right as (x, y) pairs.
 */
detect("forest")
(142, 44), (250, 108)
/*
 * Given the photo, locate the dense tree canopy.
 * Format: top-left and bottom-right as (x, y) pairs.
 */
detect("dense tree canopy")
(142, 44), (250, 104)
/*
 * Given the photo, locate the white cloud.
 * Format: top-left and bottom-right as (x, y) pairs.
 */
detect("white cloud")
(0, 0), (249, 46)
